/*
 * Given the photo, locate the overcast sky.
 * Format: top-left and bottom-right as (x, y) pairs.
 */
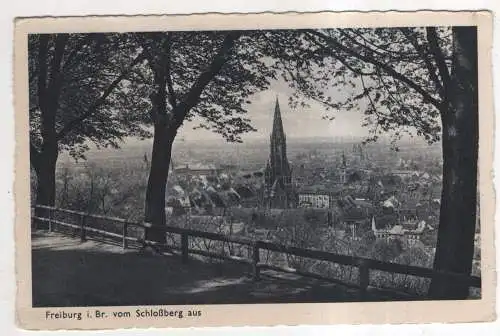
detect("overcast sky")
(176, 78), (371, 144)
(121, 73), (437, 150)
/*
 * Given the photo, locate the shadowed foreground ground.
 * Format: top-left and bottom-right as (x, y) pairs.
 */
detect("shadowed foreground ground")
(32, 231), (404, 307)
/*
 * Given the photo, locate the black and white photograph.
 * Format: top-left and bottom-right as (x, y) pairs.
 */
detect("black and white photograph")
(14, 11), (494, 329)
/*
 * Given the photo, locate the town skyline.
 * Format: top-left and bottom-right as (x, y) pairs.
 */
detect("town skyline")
(85, 89), (439, 156)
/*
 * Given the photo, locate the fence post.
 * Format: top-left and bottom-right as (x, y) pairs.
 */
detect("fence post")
(48, 207), (53, 233)
(31, 207), (36, 230)
(80, 213), (86, 242)
(122, 223), (128, 250)
(252, 241), (261, 281)
(181, 232), (189, 264)
(358, 259), (370, 300)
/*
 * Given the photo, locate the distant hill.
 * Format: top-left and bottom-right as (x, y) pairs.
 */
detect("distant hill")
(57, 135), (441, 170)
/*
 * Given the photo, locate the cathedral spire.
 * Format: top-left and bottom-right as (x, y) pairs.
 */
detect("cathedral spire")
(265, 96), (293, 208)
(272, 96), (285, 139)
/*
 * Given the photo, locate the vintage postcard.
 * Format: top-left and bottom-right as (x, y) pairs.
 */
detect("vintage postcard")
(14, 11), (495, 330)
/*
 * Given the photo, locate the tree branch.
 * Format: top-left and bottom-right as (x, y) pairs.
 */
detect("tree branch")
(134, 33), (174, 118)
(360, 75), (379, 115)
(134, 34), (156, 67)
(303, 33), (377, 76)
(38, 35), (60, 146)
(374, 68), (426, 129)
(172, 31), (242, 129)
(400, 28), (445, 100)
(344, 28), (420, 59)
(61, 35), (93, 71)
(30, 141), (40, 169)
(163, 34), (178, 110)
(306, 29), (442, 109)
(56, 51), (146, 141)
(426, 27), (453, 105)
(47, 34), (69, 95)
(36, 35), (49, 112)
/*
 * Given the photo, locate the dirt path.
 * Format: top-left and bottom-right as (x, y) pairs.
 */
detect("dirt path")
(32, 231), (389, 307)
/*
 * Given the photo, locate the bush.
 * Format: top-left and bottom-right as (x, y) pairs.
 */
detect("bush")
(394, 245), (432, 268)
(420, 229), (438, 247)
(369, 245), (432, 296)
(368, 239), (403, 262)
(54, 161), (148, 221)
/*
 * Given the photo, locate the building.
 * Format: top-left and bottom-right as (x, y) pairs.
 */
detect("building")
(339, 151), (347, 184)
(298, 193), (330, 209)
(264, 98), (295, 208)
(338, 196), (374, 239)
(371, 216), (430, 248)
(173, 163), (220, 176)
(391, 170), (420, 181)
(296, 184), (344, 209)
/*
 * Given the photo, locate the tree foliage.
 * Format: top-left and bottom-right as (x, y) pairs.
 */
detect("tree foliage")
(260, 28), (452, 149)
(131, 31), (282, 142)
(29, 33), (151, 162)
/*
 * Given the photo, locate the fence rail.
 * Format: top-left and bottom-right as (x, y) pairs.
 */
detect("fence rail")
(32, 205), (481, 298)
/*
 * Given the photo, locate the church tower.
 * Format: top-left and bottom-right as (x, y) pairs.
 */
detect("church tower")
(339, 151), (347, 184)
(264, 98), (293, 208)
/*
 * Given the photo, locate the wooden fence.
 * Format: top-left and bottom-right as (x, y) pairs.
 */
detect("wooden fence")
(31, 205), (481, 299)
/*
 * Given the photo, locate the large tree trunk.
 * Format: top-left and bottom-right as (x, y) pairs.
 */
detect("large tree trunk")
(35, 151), (58, 206)
(32, 34), (64, 219)
(32, 145), (58, 229)
(144, 121), (176, 244)
(140, 32), (240, 244)
(429, 27), (479, 299)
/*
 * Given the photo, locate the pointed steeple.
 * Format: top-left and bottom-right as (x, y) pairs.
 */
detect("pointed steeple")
(265, 96), (292, 209)
(272, 96), (285, 139)
(339, 151), (347, 184)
